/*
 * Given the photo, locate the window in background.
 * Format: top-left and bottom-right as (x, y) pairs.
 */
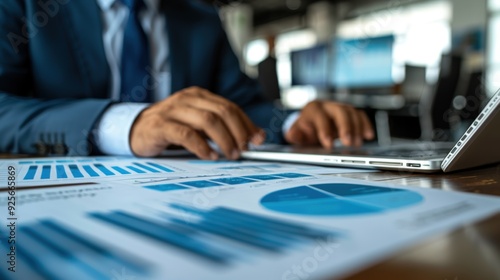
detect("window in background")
(245, 39), (268, 66)
(244, 29), (316, 88)
(275, 30), (317, 89)
(244, 29), (317, 108)
(275, 30), (318, 108)
(487, 0), (500, 96)
(489, 0), (500, 11)
(245, 1), (452, 108)
(337, 0), (452, 84)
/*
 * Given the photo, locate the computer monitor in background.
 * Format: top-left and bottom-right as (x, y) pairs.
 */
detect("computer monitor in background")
(331, 35), (395, 90)
(290, 44), (330, 88)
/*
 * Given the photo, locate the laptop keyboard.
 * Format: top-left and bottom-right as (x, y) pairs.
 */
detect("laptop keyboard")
(373, 148), (450, 158)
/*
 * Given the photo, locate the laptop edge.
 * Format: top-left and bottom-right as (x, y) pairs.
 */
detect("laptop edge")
(242, 90), (500, 173)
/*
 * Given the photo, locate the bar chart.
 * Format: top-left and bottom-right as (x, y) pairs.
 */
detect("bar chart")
(18, 159), (175, 181)
(143, 172), (312, 192)
(3, 204), (339, 280)
(91, 204), (338, 263)
(7, 220), (149, 280)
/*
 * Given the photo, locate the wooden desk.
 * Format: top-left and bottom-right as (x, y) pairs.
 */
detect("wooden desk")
(327, 164), (500, 280)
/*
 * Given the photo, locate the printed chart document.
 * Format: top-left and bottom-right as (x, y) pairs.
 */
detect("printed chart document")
(1, 156), (371, 189)
(0, 158), (499, 280)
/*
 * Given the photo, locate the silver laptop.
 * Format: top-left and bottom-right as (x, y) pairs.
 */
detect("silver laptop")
(242, 90), (500, 173)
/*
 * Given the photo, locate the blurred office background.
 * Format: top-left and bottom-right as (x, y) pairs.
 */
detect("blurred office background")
(208, 0), (498, 144)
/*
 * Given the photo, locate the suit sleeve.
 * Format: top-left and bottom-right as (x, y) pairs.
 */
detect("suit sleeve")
(211, 12), (292, 144)
(0, 1), (112, 155)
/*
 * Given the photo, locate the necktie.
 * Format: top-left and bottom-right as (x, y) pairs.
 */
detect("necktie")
(120, 0), (152, 102)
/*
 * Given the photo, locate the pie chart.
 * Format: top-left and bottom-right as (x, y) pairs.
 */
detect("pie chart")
(260, 183), (423, 216)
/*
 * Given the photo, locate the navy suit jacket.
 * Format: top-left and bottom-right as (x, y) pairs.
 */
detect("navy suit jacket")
(0, 0), (288, 155)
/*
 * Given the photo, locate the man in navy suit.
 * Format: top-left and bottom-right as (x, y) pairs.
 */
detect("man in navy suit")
(0, 0), (373, 159)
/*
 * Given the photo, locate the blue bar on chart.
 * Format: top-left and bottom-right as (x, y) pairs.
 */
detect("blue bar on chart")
(243, 174), (283, 181)
(167, 216), (285, 252)
(144, 184), (188, 192)
(169, 204), (334, 240)
(146, 162), (174, 173)
(56, 165), (68, 179)
(83, 165), (100, 177)
(17, 220), (149, 280)
(126, 165), (146, 174)
(90, 211), (231, 263)
(21, 226), (110, 279)
(93, 164), (114, 176)
(274, 173), (311, 178)
(111, 166), (131, 175)
(41, 165), (51, 180)
(40, 220), (148, 277)
(35, 160), (53, 164)
(166, 204), (338, 251)
(24, 165), (38, 180)
(181, 180), (221, 188)
(69, 164), (84, 178)
(133, 163), (160, 173)
(212, 177), (256, 185)
(215, 208), (332, 239)
(87, 205), (340, 268)
(0, 246), (41, 280)
(143, 173), (312, 192)
(17, 228), (100, 280)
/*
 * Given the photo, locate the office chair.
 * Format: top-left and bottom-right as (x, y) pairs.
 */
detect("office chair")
(419, 53), (463, 141)
(386, 65), (428, 141)
(453, 70), (485, 121)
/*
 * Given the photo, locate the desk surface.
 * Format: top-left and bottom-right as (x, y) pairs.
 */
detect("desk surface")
(331, 164), (500, 280)
(2, 155), (499, 279)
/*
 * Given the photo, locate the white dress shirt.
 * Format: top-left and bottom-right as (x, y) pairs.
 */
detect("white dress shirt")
(93, 0), (297, 155)
(93, 0), (170, 155)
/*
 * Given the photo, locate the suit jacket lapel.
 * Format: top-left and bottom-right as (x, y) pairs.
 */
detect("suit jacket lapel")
(162, 1), (191, 93)
(62, 1), (111, 98)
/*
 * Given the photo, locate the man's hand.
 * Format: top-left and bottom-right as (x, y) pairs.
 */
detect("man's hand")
(130, 86), (265, 159)
(285, 101), (374, 149)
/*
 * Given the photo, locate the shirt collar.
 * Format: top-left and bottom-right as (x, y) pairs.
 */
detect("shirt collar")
(96, 0), (159, 11)
(96, 0), (115, 11)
